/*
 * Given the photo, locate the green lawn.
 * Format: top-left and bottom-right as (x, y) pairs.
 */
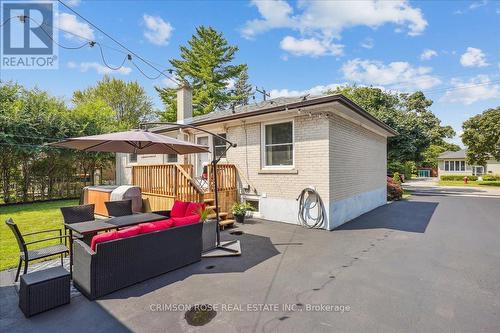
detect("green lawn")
(0, 199), (78, 271)
(438, 180), (500, 187)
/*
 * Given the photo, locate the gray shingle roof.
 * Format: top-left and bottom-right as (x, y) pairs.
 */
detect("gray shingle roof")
(151, 94), (397, 135)
(438, 149), (467, 159)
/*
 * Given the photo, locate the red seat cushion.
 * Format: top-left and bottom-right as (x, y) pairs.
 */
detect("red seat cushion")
(91, 231), (118, 251)
(117, 226), (141, 239)
(173, 215), (200, 227)
(139, 219), (173, 234)
(171, 200), (189, 218)
(153, 219), (175, 230)
(185, 202), (205, 217)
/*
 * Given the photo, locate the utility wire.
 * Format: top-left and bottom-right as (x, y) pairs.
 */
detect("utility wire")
(58, 0), (179, 85)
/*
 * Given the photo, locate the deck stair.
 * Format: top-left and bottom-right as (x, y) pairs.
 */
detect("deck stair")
(204, 198), (234, 229)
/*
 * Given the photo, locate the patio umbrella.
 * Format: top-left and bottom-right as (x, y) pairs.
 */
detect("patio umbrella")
(49, 129), (209, 154)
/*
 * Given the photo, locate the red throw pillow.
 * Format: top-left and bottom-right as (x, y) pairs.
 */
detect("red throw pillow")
(185, 202), (205, 217)
(117, 226), (141, 239)
(171, 200), (189, 218)
(91, 231), (118, 251)
(173, 215), (200, 227)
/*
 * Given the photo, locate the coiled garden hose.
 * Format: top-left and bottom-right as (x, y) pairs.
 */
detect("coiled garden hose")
(297, 187), (326, 229)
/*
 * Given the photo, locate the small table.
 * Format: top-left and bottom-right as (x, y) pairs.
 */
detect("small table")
(19, 266), (70, 317)
(64, 213), (166, 275)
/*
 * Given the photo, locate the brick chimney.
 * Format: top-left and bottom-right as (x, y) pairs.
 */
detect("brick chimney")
(176, 81), (192, 123)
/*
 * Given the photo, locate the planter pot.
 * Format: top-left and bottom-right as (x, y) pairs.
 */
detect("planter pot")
(234, 214), (245, 224)
(202, 219), (218, 252)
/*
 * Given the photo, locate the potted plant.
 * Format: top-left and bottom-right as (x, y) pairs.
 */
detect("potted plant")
(199, 206), (217, 252)
(231, 202), (254, 224)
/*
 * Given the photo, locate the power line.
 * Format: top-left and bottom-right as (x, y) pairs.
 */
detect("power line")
(58, 0), (179, 86)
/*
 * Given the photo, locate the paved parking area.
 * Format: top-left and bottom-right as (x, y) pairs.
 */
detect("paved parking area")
(1, 193), (500, 332)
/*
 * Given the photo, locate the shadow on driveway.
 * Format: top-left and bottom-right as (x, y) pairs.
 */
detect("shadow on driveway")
(336, 200), (438, 233)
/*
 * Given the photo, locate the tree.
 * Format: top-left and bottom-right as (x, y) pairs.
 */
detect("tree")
(73, 75), (154, 128)
(421, 143), (460, 168)
(461, 107), (500, 165)
(157, 26), (246, 121)
(233, 68), (253, 105)
(328, 86), (455, 164)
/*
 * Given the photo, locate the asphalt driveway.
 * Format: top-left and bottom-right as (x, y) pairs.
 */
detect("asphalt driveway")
(1, 194), (500, 332)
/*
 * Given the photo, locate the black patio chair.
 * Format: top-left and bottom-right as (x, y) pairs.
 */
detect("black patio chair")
(5, 218), (69, 282)
(104, 199), (133, 217)
(60, 203), (96, 244)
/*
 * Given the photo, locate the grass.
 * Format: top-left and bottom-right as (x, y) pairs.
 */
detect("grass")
(0, 199), (78, 271)
(438, 180), (500, 187)
(402, 189), (412, 199)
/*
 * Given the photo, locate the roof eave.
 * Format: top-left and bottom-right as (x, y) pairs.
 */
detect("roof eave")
(153, 94), (398, 136)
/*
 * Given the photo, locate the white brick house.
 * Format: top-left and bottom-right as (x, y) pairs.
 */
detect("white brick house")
(116, 85), (397, 230)
(437, 149), (500, 176)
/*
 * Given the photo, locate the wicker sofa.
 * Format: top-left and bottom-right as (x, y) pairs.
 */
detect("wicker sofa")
(72, 222), (202, 300)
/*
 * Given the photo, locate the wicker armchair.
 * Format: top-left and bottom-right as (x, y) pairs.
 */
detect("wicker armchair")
(104, 199), (134, 217)
(5, 218), (69, 282)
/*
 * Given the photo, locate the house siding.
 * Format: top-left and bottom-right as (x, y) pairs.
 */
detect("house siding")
(225, 115), (331, 226)
(328, 114), (387, 229)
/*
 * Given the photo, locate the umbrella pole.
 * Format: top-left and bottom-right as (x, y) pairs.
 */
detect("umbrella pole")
(212, 150), (239, 253)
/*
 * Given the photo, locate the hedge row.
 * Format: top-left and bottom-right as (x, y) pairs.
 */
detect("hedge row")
(482, 174), (500, 181)
(440, 175), (478, 181)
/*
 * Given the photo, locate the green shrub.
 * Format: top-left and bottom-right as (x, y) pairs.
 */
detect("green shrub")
(482, 174), (500, 181)
(440, 175), (478, 181)
(393, 172), (402, 184)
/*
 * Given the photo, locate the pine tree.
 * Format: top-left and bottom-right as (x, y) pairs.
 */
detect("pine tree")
(233, 68), (253, 105)
(157, 26), (246, 121)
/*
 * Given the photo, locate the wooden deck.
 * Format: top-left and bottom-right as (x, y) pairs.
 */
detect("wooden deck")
(132, 163), (238, 225)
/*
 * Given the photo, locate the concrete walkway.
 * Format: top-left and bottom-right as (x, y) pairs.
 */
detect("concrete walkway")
(2, 194), (500, 332)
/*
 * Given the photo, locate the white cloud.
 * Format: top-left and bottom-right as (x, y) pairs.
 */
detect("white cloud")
(341, 58), (441, 90)
(241, 0), (295, 38)
(243, 1), (426, 57)
(142, 14), (173, 46)
(65, 0), (81, 6)
(56, 13), (94, 40)
(460, 47), (488, 67)
(270, 83), (345, 98)
(420, 49), (437, 60)
(68, 61), (132, 75)
(160, 78), (178, 88)
(280, 36), (343, 57)
(441, 75), (500, 105)
(469, 0), (487, 10)
(360, 38), (375, 49)
(225, 78), (236, 90)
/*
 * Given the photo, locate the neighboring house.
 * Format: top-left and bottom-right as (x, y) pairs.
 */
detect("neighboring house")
(116, 85), (397, 230)
(437, 149), (500, 176)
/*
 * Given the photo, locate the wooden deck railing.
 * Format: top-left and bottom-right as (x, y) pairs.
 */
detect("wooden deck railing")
(207, 164), (238, 192)
(132, 163), (238, 213)
(132, 164), (203, 202)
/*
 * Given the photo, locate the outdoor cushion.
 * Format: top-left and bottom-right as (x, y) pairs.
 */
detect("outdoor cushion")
(91, 231), (118, 251)
(139, 220), (172, 234)
(173, 215), (200, 227)
(117, 226), (141, 239)
(170, 200), (189, 218)
(185, 202), (205, 217)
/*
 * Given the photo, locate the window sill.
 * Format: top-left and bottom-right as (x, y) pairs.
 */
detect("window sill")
(258, 169), (298, 175)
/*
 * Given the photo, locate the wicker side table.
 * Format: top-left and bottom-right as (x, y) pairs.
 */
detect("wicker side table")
(19, 266), (70, 317)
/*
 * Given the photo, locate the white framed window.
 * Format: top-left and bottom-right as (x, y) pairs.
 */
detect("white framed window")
(444, 160), (465, 172)
(261, 120), (294, 168)
(129, 153), (137, 163)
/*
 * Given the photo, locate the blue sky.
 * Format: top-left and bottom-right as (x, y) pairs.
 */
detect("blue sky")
(2, 0), (500, 146)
